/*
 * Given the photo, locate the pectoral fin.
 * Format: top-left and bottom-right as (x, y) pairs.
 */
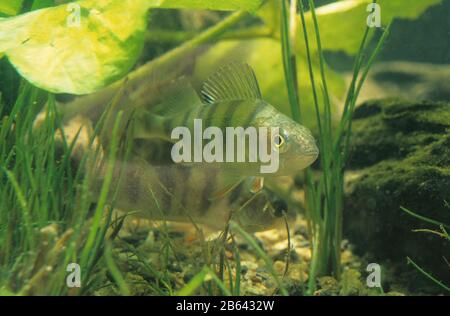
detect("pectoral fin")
(249, 176), (264, 193)
(209, 176), (245, 201)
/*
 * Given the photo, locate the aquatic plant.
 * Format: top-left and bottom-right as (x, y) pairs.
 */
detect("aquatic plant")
(0, 0), (444, 296)
(0, 85), (118, 295)
(278, 0), (390, 294)
(401, 204), (450, 293)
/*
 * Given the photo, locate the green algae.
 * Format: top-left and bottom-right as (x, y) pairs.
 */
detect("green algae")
(344, 99), (450, 293)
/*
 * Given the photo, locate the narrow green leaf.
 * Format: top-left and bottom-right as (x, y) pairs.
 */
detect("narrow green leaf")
(407, 257), (450, 292)
(400, 206), (450, 229)
(230, 222), (288, 296)
(104, 242), (131, 296)
(176, 267), (231, 296)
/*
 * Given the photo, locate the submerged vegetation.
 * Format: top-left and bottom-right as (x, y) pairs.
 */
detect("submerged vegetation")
(402, 203), (450, 293)
(0, 0), (448, 296)
(345, 99), (450, 293)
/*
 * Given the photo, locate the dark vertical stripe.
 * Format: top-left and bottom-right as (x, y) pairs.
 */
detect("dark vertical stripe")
(199, 168), (218, 214)
(184, 169), (203, 213)
(179, 166), (192, 211)
(181, 109), (192, 127)
(164, 117), (173, 136)
(156, 166), (175, 213)
(171, 167), (184, 215)
(243, 101), (266, 127)
(205, 104), (218, 127)
(127, 165), (141, 206)
(223, 101), (242, 127)
(197, 105), (209, 120)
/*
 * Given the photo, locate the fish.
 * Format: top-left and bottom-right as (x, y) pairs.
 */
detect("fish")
(49, 115), (293, 232)
(95, 158), (295, 232)
(41, 62), (314, 230)
(35, 62), (318, 200)
(131, 62), (319, 178)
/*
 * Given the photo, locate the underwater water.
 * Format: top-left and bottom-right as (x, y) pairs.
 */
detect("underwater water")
(0, 0), (449, 299)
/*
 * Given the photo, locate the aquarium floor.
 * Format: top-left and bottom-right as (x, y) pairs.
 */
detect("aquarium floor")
(95, 215), (410, 296)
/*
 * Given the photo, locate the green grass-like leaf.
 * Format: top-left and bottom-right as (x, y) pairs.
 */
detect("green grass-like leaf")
(0, 82), (123, 295)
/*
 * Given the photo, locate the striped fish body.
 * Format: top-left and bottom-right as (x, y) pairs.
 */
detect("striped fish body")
(131, 62), (319, 177)
(136, 99), (268, 139)
(133, 99), (277, 175)
(96, 159), (289, 232)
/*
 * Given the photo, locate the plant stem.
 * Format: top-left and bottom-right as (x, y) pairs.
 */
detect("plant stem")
(280, 0), (301, 122)
(145, 27), (274, 43)
(132, 11), (247, 81)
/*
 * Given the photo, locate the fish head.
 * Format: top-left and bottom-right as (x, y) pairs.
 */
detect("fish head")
(254, 101), (319, 176)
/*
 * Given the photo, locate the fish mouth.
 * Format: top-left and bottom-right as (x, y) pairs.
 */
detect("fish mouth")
(304, 143), (319, 160)
(298, 146), (319, 168)
(306, 150), (319, 161)
(306, 148), (319, 156)
(304, 152), (319, 167)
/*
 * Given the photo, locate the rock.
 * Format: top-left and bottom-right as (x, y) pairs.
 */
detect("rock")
(297, 247), (312, 261)
(339, 269), (364, 296)
(273, 261), (286, 275)
(352, 62), (450, 104)
(240, 265), (249, 275)
(273, 249), (299, 262)
(344, 99), (450, 285)
(288, 264), (308, 283)
(241, 261), (257, 271)
(316, 276), (339, 296)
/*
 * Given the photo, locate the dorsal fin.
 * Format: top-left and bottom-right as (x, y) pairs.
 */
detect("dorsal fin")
(201, 62), (262, 104)
(151, 77), (203, 116)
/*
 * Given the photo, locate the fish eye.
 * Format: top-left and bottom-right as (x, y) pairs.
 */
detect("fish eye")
(273, 128), (289, 152)
(274, 135), (285, 147)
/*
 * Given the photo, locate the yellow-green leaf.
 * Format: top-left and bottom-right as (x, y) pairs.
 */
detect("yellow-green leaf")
(147, 0), (263, 12)
(0, 0), (264, 94)
(0, 0), (23, 16)
(259, 0), (443, 55)
(0, 0), (151, 94)
(303, 0), (443, 55)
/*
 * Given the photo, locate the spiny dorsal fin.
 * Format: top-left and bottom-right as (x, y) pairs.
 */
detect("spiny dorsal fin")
(201, 62), (262, 104)
(151, 77), (203, 116)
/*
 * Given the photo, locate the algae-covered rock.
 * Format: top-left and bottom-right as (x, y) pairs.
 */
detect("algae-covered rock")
(344, 99), (450, 286)
(339, 269), (364, 296)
